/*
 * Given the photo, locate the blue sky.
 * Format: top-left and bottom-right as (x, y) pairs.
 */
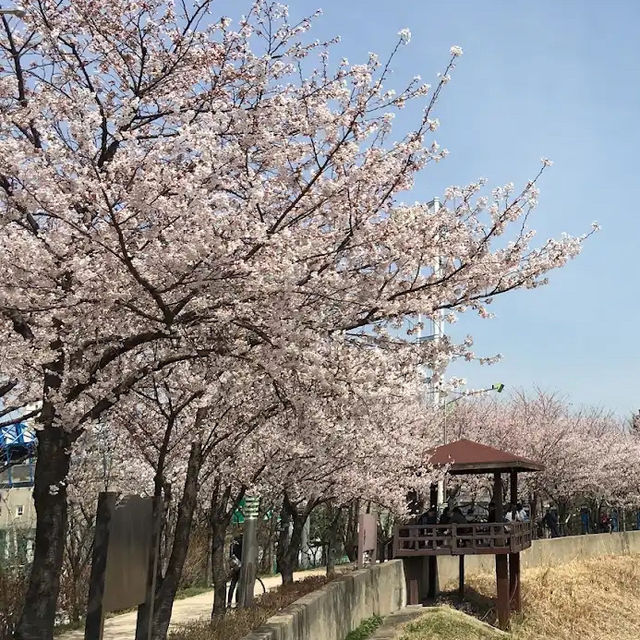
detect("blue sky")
(212, 1), (639, 414)
(287, 0), (639, 416)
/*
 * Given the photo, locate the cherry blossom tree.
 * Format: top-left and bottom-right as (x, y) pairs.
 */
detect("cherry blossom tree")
(106, 355), (290, 636)
(0, 2), (593, 637)
(59, 422), (149, 625)
(446, 390), (636, 527)
(259, 356), (441, 584)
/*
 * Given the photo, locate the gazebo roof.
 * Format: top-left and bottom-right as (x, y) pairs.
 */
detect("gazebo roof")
(427, 438), (544, 475)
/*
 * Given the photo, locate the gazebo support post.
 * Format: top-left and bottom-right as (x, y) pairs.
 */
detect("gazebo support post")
(458, 556), (465, 599)
(430, 483), (438, 510)
(493, 472), (510, 629)
(426, 482), (439, 600)
(427, 556), (438, 600)
(509, 552), (521, 612)
(509, 470), (522, 612)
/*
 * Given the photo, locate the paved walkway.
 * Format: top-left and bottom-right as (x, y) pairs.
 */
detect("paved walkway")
(61, 568), (326, 640)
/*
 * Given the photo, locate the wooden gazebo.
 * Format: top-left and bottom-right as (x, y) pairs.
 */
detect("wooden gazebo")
(393, 439), (543, 629)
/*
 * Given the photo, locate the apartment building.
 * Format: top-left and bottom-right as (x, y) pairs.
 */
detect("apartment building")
(0, 423), (36, 565)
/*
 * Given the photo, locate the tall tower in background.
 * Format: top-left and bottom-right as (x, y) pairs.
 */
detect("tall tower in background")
(417, 198), (446, 508)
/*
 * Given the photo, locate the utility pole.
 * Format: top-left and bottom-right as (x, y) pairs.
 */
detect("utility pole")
(417, 198), (445, 510)
(430, 198), (446, 510)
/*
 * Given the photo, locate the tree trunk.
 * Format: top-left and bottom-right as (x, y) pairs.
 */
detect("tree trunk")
(151, 442), (202, 640)
(204, 526), (212, 587)
(210, 519), (228, 618)
(206, 482), (245, 619)
(326, 506), (342, 577)
(276, 496), (309, 585)
(16, 426), (71, 640)
(344, 500), (359, 562)
(69, 570), (82, 624)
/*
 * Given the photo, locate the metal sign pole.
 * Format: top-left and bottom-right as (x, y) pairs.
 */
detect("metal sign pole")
(135, 495), (162, 640)
(238, 495), (260, 608)
(85, 492), (117, 640)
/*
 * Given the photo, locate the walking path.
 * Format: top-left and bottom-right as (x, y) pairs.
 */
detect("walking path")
(60, 568), (326, 640)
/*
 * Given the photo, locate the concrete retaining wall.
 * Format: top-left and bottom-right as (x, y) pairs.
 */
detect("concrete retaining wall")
(242, 561), (406, 640)
(437, 530), (640, 586)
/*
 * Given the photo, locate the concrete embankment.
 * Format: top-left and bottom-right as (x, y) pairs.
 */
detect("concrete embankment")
(243, 560), (406, 640)
(243, 531), (640, 640)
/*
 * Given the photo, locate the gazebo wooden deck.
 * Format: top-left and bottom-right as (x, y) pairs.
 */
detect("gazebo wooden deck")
(393, 521), (533, 556)
(393, 439), (543, 629)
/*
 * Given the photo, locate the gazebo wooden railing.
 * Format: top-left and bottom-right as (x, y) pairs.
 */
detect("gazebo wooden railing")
(393, 521), (532, 557)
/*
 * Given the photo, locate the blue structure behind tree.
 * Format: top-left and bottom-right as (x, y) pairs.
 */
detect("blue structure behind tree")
(0, 423), (36, 487)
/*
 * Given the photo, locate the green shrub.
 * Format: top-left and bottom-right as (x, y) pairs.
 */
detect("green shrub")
(0, 565), (28, 640)
(344, 614), (384, 640)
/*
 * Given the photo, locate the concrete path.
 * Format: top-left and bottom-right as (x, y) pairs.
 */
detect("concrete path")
(61, 568), (327, 640)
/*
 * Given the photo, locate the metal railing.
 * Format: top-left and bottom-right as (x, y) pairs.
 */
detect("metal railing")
(393, 521), (532, 557)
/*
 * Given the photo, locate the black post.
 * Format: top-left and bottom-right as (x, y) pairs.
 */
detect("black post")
(403, 558), (421, 605)
(494, 473), (504, 522)
(495, 554), (510, 629)
(427, 556), (438, 599)
(85, 492), (117, 640)
(429, 483), (438, 509)
(509, 551), (521, 612)
(458, 556), (465, 599)
(135, 496), (162, 640)
(493, 473), (510, 629)
(510, 470), (518, 520)
(238, 496), (260, 608)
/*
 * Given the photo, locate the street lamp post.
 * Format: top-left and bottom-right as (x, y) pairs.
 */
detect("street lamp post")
(442, 383), (505, 446)
(0, 8), (26, 17)
(439, 383), (505, 510)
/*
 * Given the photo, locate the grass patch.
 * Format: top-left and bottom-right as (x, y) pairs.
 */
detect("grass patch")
(344, 614), (383, 640)
(174, 585), (211, 600)
(400, 554), (640, 640)
(464, 554), (640, 640)
(53, 620), (84, 636)
(398, 609), (504, 640)
(169, 575), (337, 640)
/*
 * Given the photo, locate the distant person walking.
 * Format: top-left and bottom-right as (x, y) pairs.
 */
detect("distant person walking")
(450, 506), (468, 525)
(418, 506), (439, 525)
(516, 503), (528, 522)
(611, 510), (619, 532)
(227, 535), (243, 607)
(580, 507), (590, 535)
(507, 503), (527, 522)
(450, 506), (469, 547)
(599, 512), (611, 534)
(544, 509), (560, 538)
(505, 503), (515, 522)
(418, 506), (438, 548)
